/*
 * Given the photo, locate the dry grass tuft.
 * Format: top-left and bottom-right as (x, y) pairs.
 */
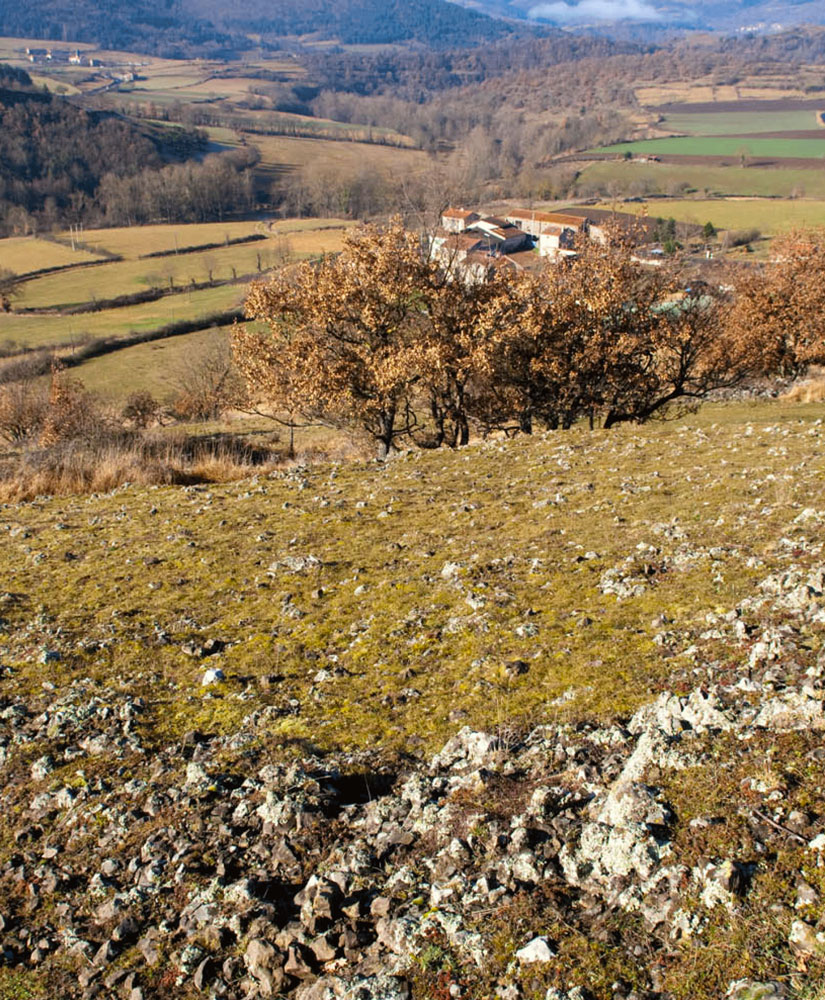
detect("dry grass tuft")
(781, 369), (825, 404)
(0, 432), (284, 501)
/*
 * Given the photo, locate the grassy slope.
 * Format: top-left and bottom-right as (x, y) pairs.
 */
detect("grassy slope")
(661, 110), (823, 135)
(587, 198), (825, 234)
(64, 221), (266, 259)
(0, 220), (353, 354)
(578, 161), (825, 198)
(248, 134), (428, 174)
(1, 399), (823, 761)
(74, 326), (232, 398)
(17, 244), (270, 310)
(0, 237), (103, 275)
(0, 282), (244, 350)
(590, 137), (825, 159)
(17, 229), (352, 310)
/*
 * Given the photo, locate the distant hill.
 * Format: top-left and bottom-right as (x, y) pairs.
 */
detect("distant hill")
(458, 0), (825, 31)
(0, 64), (215, 234)
(0, 0), (517, 57)
(188, 0), (516, 45)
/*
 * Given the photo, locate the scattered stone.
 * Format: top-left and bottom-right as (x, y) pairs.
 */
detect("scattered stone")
(515, 937), (555, 963)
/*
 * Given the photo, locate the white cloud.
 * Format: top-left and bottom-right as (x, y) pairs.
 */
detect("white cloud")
(527, 0), (663, 22)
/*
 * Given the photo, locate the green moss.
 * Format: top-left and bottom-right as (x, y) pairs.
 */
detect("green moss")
(0, 400), (823, 762)
(0, 970), (45, 1000)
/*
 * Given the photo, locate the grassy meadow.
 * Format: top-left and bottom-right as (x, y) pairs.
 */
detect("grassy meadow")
(17, 244), (264, 310)
(589, 198), (825, 235)
(1, 397), (822, 755)
(0, 218), (355, 403)
(249, 133), (429, 174)
(590, 136), (825, 159)
(660, 109), (824, 135)
(0, 237), (104, 275)
(74, 326), (235, 399)
(62, 221), (266, 259)
(0, 282), (244, 351)
(577, 160), (825, 199)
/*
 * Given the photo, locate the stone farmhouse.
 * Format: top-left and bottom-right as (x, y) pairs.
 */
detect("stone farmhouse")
(433, 206), (604, 274)
(432, 206), (655, 279)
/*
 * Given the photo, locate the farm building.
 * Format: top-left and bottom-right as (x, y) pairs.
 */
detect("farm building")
(441, 209), (480, 233)
(538, 223), (578, 260)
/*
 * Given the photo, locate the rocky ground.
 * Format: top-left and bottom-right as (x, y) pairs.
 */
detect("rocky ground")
(0, 401), (824, 999)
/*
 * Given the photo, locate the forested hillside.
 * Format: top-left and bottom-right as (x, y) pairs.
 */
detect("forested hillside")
(0, 0), (519, 58)
(0, 66), (259, 235)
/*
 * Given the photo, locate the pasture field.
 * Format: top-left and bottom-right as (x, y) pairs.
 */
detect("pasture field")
(0, 283), (244, 351)
(590, 198), (825, 234)
(55, 218), (352, 260)
(249, 134), (429, 174)
(18, 243), (269, 310)
(27, 73), (82, 95)
(61, 221), (265, 259)
(19, 224), (353, 309)
(635, 82), (808, 106)
(577, 160), (825, 199)
(75, 326), (232, 399)
(0, 237), (104, 276)
(660, 109), (824, 136)
(590, 136), (825, 159)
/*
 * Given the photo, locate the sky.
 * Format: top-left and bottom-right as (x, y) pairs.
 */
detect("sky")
(527, 0), (664, 22)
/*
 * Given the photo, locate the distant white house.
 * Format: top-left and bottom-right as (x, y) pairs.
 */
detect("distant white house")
(440, 208), (480, 233)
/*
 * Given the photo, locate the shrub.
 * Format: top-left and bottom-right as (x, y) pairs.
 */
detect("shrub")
(39, 368), (113, 447)
(122, 390), (161, 429)
(0, 379), (49, 444)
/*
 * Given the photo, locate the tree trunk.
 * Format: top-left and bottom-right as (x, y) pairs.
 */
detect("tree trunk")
(430, 396), (445, 448)
(454, 383), (469, 446)
(376, 406), (396, 459)
(519, 410), (533, 435)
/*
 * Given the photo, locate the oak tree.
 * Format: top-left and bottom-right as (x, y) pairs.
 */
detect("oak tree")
(238, 218), (428, 458)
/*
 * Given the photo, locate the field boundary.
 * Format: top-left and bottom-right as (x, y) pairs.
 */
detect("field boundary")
(13, 275), (253, 317)
(59, 308), (244, 369)
(139, 232), (267, 259)
(14, 256), (125, 284)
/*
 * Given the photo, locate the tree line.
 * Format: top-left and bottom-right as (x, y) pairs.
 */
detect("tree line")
(234, 220), (825, 458)
(0, 67), (256, 235)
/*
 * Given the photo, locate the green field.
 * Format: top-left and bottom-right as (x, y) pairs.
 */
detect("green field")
(249, 134), (428, 175)
(57, 217), (353, 260)
(0, 237), (103, 275)
(75, 326), (231, 398)
(590, 197), (825, 234)
(62, 221), (265, 259)
(19, 241), (279, 310)
(661, 110), (824, 136)
(0, 283), (244, 351)
(591, 136), (825, 159)
(577, 161), (825, 199)
(1, 218), (355, 395)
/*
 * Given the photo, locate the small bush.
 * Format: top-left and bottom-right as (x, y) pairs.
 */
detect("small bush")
(122, 391), (161, 429)
(39, 368), (114, 447)
(0, 379), (49, 444)
(726, 228), (761, 248)
(0, 350), (53, 386)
